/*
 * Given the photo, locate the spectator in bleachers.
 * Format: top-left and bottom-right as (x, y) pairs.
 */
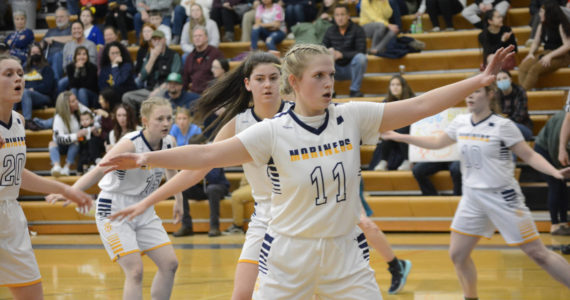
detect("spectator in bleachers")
(18, 43), (56, 131)
(169, 106), (202, 148)
(322, 4), (367, 97)
(98, 41), (137, 98)
(80, 7), (105, 46)
(461, 0), (510, 29)
(181, 3), (220, 59)
(222, 176), (249, 234)
(122, 30), (182, 113)
(148, 9), (173, 45)
(4, 10), (34, 64)
(76, 110), (104, 173)
(150, 72), (198, 109)
(134, 23), (156, 76)
(60, 20), (98, 93)
(133, 0), (173, 38)
(97, 26), (120, 69)
(67, 46), (99, 108)
(67, 0), (81, 16)
(479, 9), (518, 71)
(10, 0), (37, 29)
(370, 75), (413, 171)
(182, 0), (214, 19)
(93, 87), (120, 148)
(519, 2), (570, 90)
(210, 0), (245, 41)
(526, 0), (570, 47)
(42, 7), (73, 81)
(360, 0), (400, 55)
(282, 0), (318, 32)
(415, 0), (466, 31)
(105, 0), (137, 45)
(250, 0), (287, 51)
(80, 0), (109, 19)
(534, 110), (570, 235)
(496, 70), (533, 140)
(107, 103), (139, 150)
(317, 0), (336, 22)
(49, 91), (92, 177)
(240, 0), (261, 42)
(210, 57), (230, 79)
(412, 161), (462, 195)
(183, 26), (224, 97)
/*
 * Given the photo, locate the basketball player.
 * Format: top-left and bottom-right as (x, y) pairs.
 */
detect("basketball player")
(101, 44), (515, 298)
(0, 55), (92, 300)
(383, 83), (570, 299)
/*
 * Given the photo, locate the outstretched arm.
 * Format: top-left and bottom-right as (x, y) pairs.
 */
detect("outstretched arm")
(379, 46), (515, 132)
(512, 141), (570, 180)
(21, 169), (93, 210)
(382, 131), (456, 150)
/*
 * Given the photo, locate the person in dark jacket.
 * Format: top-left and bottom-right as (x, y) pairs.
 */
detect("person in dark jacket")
(478, 9), (518, 70)
(182, 26), (224, 97)
(496, 70), (533, 140)
(67, 46), (99, 108)
(322, 4), (367, 97)
(105, 0), (138, 45)
(98, 41), (137, 98)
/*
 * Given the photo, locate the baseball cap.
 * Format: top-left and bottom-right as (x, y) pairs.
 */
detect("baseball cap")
(166, 73), (182, 84)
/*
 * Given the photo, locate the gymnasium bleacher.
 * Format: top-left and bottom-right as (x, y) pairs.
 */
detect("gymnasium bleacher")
(11, 0), (569, 235)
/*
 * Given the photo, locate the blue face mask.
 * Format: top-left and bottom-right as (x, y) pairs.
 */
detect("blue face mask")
(497, 79), (511, 91)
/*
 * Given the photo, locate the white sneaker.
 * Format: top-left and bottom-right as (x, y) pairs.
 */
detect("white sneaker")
(431, 26), (440, 32)
(51, 165), (62, 177)
(397, 160), (411, 171)
(286, 33), (294, 39)
(60, 165), (70, 176)
(374, 160), (388, 171)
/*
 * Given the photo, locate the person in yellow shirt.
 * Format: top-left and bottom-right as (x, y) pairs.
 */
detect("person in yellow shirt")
(360, 0), (400, 54)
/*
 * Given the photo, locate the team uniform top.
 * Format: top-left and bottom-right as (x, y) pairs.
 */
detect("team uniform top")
(98, 130), (175, 197)
(237, 102), (384, 238)
(0, 111), (26, 201)
(234, 101), (293, 224)
(445, 113), (523, 189)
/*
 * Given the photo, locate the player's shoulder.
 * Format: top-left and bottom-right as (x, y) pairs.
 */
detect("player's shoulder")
(124, 130), (142, 141)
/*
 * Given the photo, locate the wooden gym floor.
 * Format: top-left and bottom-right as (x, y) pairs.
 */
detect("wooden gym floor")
(1, 233), (569, 300)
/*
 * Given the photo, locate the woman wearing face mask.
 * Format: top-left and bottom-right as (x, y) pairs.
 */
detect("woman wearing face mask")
(17, 43), (56, 131)
(496, 70), (533, 141)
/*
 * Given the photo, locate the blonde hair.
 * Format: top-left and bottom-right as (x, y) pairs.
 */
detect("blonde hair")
(55, 91), (78, 132)
(140, 97), (171, 120)
(280, 44), (330, 95)
(175, 106), (191, 118)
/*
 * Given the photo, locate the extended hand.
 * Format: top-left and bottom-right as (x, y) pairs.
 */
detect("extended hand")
(480, 45), (515, 86)
(99, 153), (147, 172)
(109, 202), (147, 222)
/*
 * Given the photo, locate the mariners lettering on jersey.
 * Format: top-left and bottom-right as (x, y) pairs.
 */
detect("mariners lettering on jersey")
(289, 138), (353, 162)
(458, 133), (490, 142)
(1, 136), (26, 148)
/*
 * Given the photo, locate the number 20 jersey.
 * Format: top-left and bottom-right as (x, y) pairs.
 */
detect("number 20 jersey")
(445, 113), (524, 189)
(0, 111), (26, 201)
(237, 102), (384, 238)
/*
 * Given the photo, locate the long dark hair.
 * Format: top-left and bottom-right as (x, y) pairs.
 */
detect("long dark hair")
(386, 75), (415, 102)
(100, 41), (132, 67)
(25, 43), (48, 71)
(194, 51), (281, 138)
(112, 103), (138, 140)
(542, 1), (570, 37)
(100, 87), (121, 113)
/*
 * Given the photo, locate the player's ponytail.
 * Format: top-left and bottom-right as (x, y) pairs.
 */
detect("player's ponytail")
(194, 51), (281, 139)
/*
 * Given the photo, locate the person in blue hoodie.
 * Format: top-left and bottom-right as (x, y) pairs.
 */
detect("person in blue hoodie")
(98, 41), (137, 98)
(4, 10), (34, 64)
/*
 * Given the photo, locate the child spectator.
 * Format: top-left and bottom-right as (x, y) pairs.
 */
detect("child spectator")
(169, 106), (202, 146)
(80, 7), (105, 46)
(251, 0), (286, 51)
(149, 10), (172, 45)
(77, 111), (104, 174)
(4, 10), (34, 64)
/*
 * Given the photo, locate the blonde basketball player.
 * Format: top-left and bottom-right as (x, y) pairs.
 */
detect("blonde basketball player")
(383, 83), (570, 299)
(0, 55), (92, 300)
(52, 97), (182, 300)
(102, 44), (515, 299)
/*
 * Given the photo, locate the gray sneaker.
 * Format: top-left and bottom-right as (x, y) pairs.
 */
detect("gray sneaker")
(223, 224), (245, 235)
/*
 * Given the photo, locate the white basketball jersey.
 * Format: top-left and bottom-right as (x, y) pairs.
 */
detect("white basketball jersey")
(0, 111), (26, 201)
(446, 113), (523, 188)
(98, 131), (175, 197)
(235, 101), (293, 224)
(237, 102), (384, 238)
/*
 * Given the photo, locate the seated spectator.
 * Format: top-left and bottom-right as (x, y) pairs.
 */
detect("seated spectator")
(4, 10), (34, 64)
(240, 0), (261, 42)
(169, 106), (202, 147)
(134, 23), (157, 77)
(478, 9), (518, 70)
(461, 0), (510, 29)
(360, 0), (400, 55)
(412, 161), (462, 195)
(49, 92), (92, 177)
(105, 0), (137, 45)
(10, 0), (37, 29)
(534, 110), (570, 235)
(149, 10), (172, 45)
(80, 7), (104, 46)
(519, 2), (570, 90)
(210, 58), (230, 80)
(317, 0), (337, 22)
(182, 0), (214, 19)
(67, 46), (99, 108)
(322, 4), (367, 97)
(77, 111), (104, 174)
(60, 20), (98, 93)
(122, 30), (182, 113)
(41, 7), (73, 81)
(181, 3), (220, 57)
(416, 0), (466, 31)
(251, 0), (286, 51)
(526, 0), (570, 46)
(151, 72), (199, 109)
(210, 0), (244, 41)
(97, 26), (120, 69)
(93, 87), (121, 148)
(17, 43), (56, 131)
(183, 26), (224, 96)
(282, 0), (318, 32)
(370, 75), (414, 171)
(133, 0), (173, 38)
(223, 176), (250, 234)
(496, 70), (533, 140)
(80, 0), (109, 19)
(98, 41), (137, 98)
(107, 103), (140, 151)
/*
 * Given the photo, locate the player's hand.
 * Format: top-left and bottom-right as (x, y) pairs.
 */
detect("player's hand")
(99, 152), (148, 172)
(381, 130), (400, 141)
(173, 200), (183, 224)
(61, 186), (93, 211)
(109, 202), (147, 222)
(558, 167), (570, 179)
(480, 45), (515, 86)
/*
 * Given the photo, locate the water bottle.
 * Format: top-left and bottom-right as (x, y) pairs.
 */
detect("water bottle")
(416, 16), (423, 33)
(410, 21), (416, 34)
